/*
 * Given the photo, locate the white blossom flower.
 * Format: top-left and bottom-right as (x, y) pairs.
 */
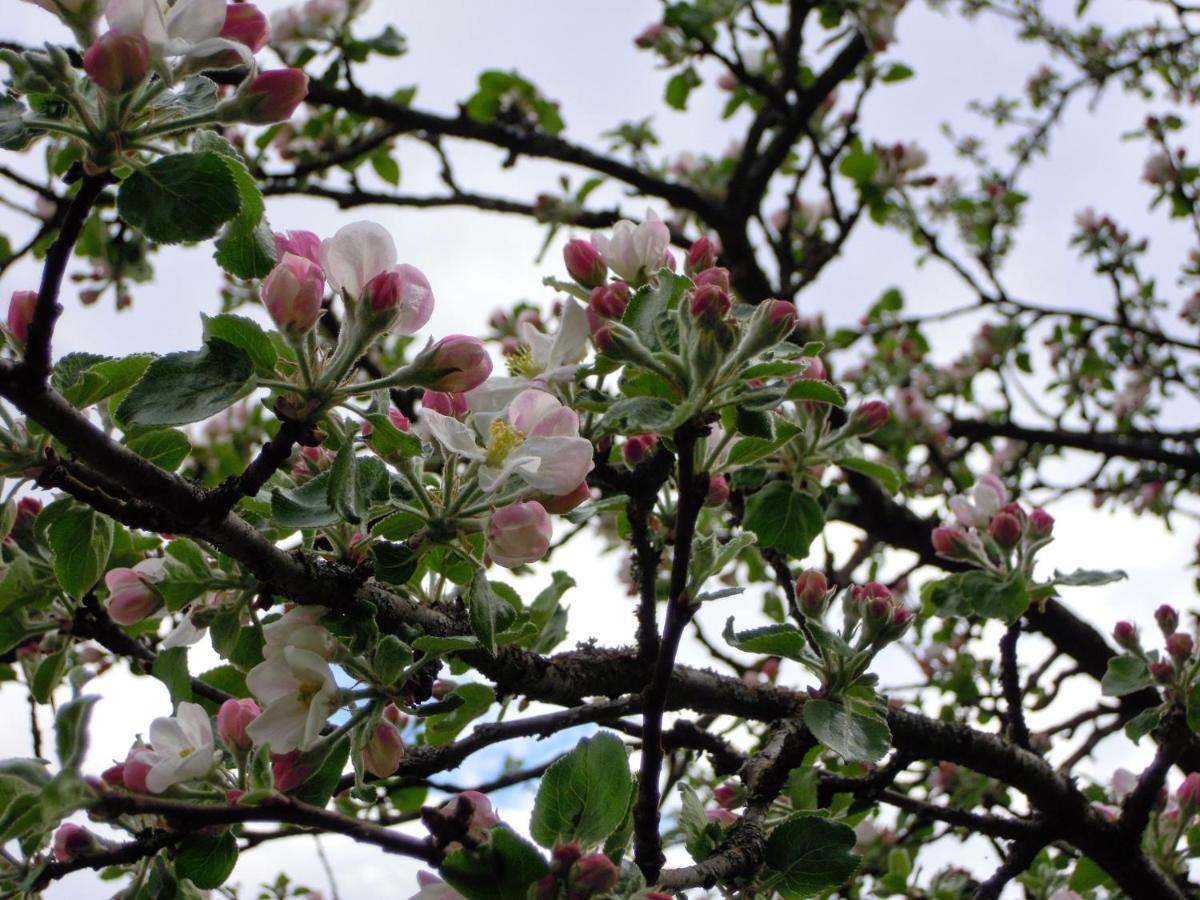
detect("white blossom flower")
(319, 221), (397, 299)
(105, 0), (229, 59)
(948, 474), (1007, 529)
(263, 605), (336, 660)
(590, 209), (670, 284)
(245, 645), (340, 753)
(142, 702), (217, 793)
(466, 298), (589, 413)
(422, 389), (593, 496)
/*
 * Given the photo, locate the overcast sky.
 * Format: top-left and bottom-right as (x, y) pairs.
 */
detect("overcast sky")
(1, 1), (1196, 897)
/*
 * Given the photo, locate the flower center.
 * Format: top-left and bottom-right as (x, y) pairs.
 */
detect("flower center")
(178, 747), (194, 758)
(485, 419), (525, 467)
(297, 679), (324, 707)
(506, 344), (540, 378)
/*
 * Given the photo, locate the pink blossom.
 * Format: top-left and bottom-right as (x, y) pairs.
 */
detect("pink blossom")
(362, 264), (435, 333)
(7, 291), (37, 345)
(487, 501), (552, 568)
(241, 68), (309, 124)
(262, 252), (324, 335)
(217, 698), (261, 751)
(83, 31), (149, 94)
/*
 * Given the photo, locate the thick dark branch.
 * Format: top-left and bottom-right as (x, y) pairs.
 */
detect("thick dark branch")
(33, 831), (179, 887)
(1120, 713), (1191, 838)
(204, 417), (311, 518)
(999, 623), (1030, 749)
(950, 417), (1200, 477)
(94, 792), (440, 864)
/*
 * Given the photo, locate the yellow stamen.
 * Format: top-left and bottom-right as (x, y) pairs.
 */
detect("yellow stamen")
(485, 419), (525, 467)
(506, 345), (540, 378)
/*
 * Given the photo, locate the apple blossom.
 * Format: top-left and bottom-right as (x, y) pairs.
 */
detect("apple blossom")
(262, 605), (336, 660)
(422, 390), (470, 417)
(274, 229), (323, 265)
(245, 645), (340, 753)
(362, 264), (435, 333)
(487, 500), (552, 568)
(413, 335), (492, 393)
(686, 236), (717, 273)
(53, 824), (96, 863)
(7, 290), (37, 345)
(563, 239), (607, 288)
(319, 221), (397, 300)
(142, 702), (218, 793)
(106, 0), (227, 58)
(948, 474), (1008, 529)
(361, 718), (405, 777)
(220, 3), (269, 53)
(217, 697), (261, 750)
(847, 400), (890, 435)
(104, 558), (165, 625)
(623, 433), (658, 466)
(241, 68), (310, 124)
(83, 30), (149, 93)
(261, 252), (325, 335)
(590, 209), (670, 284)
(422, 389), (593, 495)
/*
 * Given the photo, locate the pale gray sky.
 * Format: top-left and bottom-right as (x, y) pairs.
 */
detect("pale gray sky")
(1, 1), (1195, 896)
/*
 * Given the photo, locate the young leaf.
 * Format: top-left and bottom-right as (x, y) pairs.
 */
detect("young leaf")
(175, 831), (238, 890)
(468, 568), (517, 655)
(723, 617), (806, 661)
(48, 505), (114, 599)
(1101, 655), (1153, 697)
(802, 699), (891, 763)
(117, 338), (255, 427)
(530, 731), (633, 850)
(117, 152), (242, 244)
(743, 482), (824, 560)
(440, 825), (549, 900)
(763, 815), (860, 898)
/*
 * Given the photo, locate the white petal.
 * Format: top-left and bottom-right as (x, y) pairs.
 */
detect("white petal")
(165, 0), (225, 43)
(245, 697), (308, 754)
(247, 655), (298, 705)
(508, 389), (561, 435)
(144, 755), (182, 794)
(421, 410), (484, 459)
(319, 221), (397, 298)
(176, 702), (213, 749)
(548, 298), (590, 368)
(161, 616), (206, 649)
(281, 645), (336, 689)
(512, 437), (594, 495)
(148, 717), (188, 756)
(106, 0), (167, 45)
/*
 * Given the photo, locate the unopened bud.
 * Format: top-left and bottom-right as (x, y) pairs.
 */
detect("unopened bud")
(53, 824), (96, 863)
(262, 253), (324, 335)
(83, 31), (149, 94)
(563, 239), (608, 288)
(487, 501), (552, 568)
(1151, 660), (1175, 683)
(623, 434), (658, 466)
(704, 474), (730, 507)
(689, 283), (731, 326)
(685, 237), (717, 274)
(847, 400), (890, 435)
(421, 390), (469, 417)
(692, 267), (731, 294)
(104, 563), (162, 626)
(1167, 632), (1194, 661)
(362, 265), (435, 334)
(217, 698), (261, 751)
(543, 481), (591, 515)
(989, 512), (1022, 548)
(1112, 621), (1139, 652)
(1028, 507), (1054, 537)
(220, 3), (269, 54)
(798, 355), (827, 381)
(239, 68), (309, 124)
(931, 526), (969, 557)
(571, 853), (620, 895)
(362, 719), (405, 777)
(586, 282), (631, 337)
(6, 290), (37, 346)
(795, 568), (829, 618)
(414, 335), (492, 393)
(271, 750), (314, 792)
(1155, 605), (1179, 637)
(1178, 773), (1200, 814)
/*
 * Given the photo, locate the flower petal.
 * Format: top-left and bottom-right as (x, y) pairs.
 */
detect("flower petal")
(420, 410), (484, 459)
(166, 0), (225, 43)
(512, 436), (594, 495)
(319, 221), (397, 298)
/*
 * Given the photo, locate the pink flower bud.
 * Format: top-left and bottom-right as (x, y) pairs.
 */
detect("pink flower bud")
(552, 841), (583, 867)
(53, 824), (94, 863)
(362, 719), (405, 778)
(570, 853), (620, 895)
(16, 496), (42, 523)
(274, 230), (322, 266)
(388, 409), (411, 432)
(487, 501), (552, 568)
(689, 283), (731, 326)
(798, 355), (827, 381)
(563, 239), (608, 288)
(1167, 632), (1194, 660)
(849, 400), (890, 434)
(1155, 605), (1179, 636)
(634, 23), (664, 48)
(692, 267), (731, 294)
(891, 606), (913, 629)
(931, 526), (967, 556)
(762, 299), (797, 339)
(686, 237), (717, 274)
(587, 283), (632, 326)
(101, 763), (125, 788)
(420, 335), (492, 393)
(1151, 660), (1175, 683)
(852, 582), (892, 604)
(83, 31), (149, 94)
(362, 264), (435, 334)
(704, 474), (730, 507)
(7, 291), (37, 345)
(221, 3), (269, 53)
(1029, 507), (1054, 537)
(623, 433), (658, 466)
(1178, 773), (1200, 813)
(271, 750), (313, 792)
(226, 788), (245, 804)
(122, 748), (154, 794)
(706, 808), (738, 827)
(421, 390), (469, 417)
(1112, 620), (1138, 648)
(454, 791), (500, 842)
(989, 512), (1022, 548)
(795, 568), (829, 617)
(262, 253), (324, 335)
(241, 68), (309, 124)
(713, 782), (740, 808)
(217, 698), (261, 751)
(104, 565), (161, 626)
(543, 481), (591, 515)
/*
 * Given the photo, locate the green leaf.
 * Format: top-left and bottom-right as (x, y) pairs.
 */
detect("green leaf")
(440, 825), (549, 900)
(0, 96), (33, 150)
(1126, 706), (1162, 743)
(365, 414), (422, 457)
(726, 422), (802, 467)
(678, 783), (722, 862)
(723, 617), (806, 661)
(424, 683), (494, 746)
(195, 131), (276, 280)
(117, 338), (255, 427)
(327, 442), (363, 524)
(153, 647), (192, 704)
(1069, 856), (1111, 892)
(665, 66), (702, 110)
(621, 271), (691, 351)
(785, 379), (846, 406)
(530, 731), (633, 850)
(764, 815), (860, 898)
(742, 482), (824, 560)
(802, 699), (891, 763)
(1101, 655), (1153, 698)
(175, 831), (238, 890)
(1051, 568), (1128, 587)
(272, 471), (337, 528)
(117, 152), (242, 244)
(160, 539), (212, 609)
(31, 651), (68, 704)
(55, 695), (99, 773)
(599, 397), (677, 435)
(924, 571), (1029, 623)
(373, 541), (419, 586)
(125, 429), (191, 471)
(48, 505), (113, 599)
(468, 568), (516, 656)
(880, 62), (915, 82)
(370, 147), (401, 185)
(58, 354), (153, 408)
(373, 635), (412, 686)
(837, 457), (900, 495)
(292, 735), (350, 808)
(202, 313), (277, 377)
(411, 635), (479, 655)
